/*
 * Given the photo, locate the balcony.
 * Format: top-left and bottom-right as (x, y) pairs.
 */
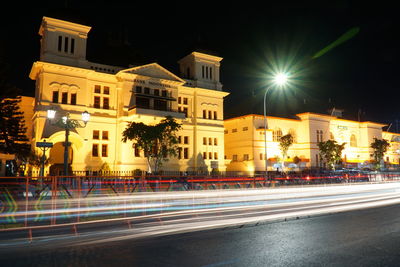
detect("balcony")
(128, 105), (185, 119)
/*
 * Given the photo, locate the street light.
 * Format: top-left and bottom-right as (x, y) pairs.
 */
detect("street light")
(263, 72), (289, 177)
(47, 108), (90, 176)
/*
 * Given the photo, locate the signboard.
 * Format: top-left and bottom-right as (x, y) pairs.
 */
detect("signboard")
(36, 142), (53, 148)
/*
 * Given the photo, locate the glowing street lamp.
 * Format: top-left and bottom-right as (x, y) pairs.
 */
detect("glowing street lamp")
(47, 108), (90, 176)
(263, 72), (289, 176)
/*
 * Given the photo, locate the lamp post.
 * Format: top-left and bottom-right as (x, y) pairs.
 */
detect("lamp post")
(47, 109), (90, 176)
(263, 73), (289, 177)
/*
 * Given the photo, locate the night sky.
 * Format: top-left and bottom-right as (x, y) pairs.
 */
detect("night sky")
(1, 3), (399, 131)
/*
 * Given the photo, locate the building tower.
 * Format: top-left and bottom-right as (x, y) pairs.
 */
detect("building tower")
(39, 17), (91, 68)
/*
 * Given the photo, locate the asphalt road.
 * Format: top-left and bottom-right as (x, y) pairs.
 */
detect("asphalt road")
(2, 203), (400, 267)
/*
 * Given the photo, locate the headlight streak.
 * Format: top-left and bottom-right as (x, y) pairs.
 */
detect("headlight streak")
(2, 182), (400, 245)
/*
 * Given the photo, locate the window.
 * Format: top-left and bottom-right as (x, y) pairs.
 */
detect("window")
(102, 131), (109, 140)
(94, 85), (101, 94)
(202, 66), (205, 78)
(178, 136), (182, 144)
(214, 138), (218, 146)
(214, 152), (218, 160)
(144, 87), (150, 94)
(103, 86), (110, 95)
(232, 155), (238, 161)
(134, 144), (140, 157)
(93, 130), (100, 140)
(183, 98), (188, 105)
(243, 127), (248, 131)
(208, 138), (212, 145)
(208, 111), (212, 119)
(92, 144), (99, 157)
(184, 148), (189, 159)
(94, 96), (101, 108)
(203, 152), (207, 159)
(162, 90), (167, 97)
(273, 128), (282, 142)
(178, 97), (181, 104)
(203, 110), (207, 119)
(316, 130), (323, 143)
(61, 92), (68, 104)
(154, 89), (159, 96)
(102, 144), (108, 157)
(178, 147), (182, 159)
(70, 93), (77, 105)
(103, 97), (109, 109)
(58, 36), (62, 52)
(350, 134), (357, 147)
(64, 37), (69, 53)
(183, 107), (188, 117)
(232, 128), (237, 133)
(184, 136), (189, 144)
(52, 91), (59, 103)
(213, 111), (217, 120)
(209, 152), (212, 159)
(70, 38), (75, 54)
(224, 130), (228, 134)
(135, 86), (142, 93)
(203, 137), (207, 145)
(244, 154), (249, 161)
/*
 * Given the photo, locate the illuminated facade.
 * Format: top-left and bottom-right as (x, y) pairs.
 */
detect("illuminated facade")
(29, 17), (229, 174)
(224, 113), (400, 173)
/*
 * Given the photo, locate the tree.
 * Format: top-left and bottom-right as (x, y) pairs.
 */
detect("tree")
(370, 138), (390, 170)
(0, 58), (30, 160)
(279, 133), (294, 172)
(122, 116), (182, 173)
(318, 140), (346, 170)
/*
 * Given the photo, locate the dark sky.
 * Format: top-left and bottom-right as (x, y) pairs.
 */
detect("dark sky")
(1, 2), (399, 130)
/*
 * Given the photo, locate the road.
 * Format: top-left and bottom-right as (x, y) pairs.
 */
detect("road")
(2, 202), (400, 266)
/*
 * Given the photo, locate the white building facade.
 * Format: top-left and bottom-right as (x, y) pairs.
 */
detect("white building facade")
(29, 17), (229, 174)
(224, 113), (400, 174)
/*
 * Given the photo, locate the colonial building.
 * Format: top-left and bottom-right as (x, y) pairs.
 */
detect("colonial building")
(29, 17), (229, 174)
(224, 113), (400, 174)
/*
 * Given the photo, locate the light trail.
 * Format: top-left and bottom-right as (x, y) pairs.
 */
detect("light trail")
(1, 182), (400, 245)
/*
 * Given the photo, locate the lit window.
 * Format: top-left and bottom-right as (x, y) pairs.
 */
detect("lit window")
(70, 93), (77, 105)
(93, 130), (100, 140)
(52, 91), (59, 103)
(94, 96), (100, 108)
(102, 131), (108, 140)
(102, 144), (108, 157)
(92, 144), (99, 157)
(134, 144), (140, 157)
(103, 86), (110, 95)
(103, 97), (109, 109)
(94, 85), (101, 94)
(61, 92), (68, 104)
(273, 128), (282, 142)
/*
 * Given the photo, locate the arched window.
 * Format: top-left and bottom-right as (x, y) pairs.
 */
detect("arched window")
(350, 134), (357, 147)
(273, 128), (282, 142)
